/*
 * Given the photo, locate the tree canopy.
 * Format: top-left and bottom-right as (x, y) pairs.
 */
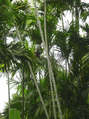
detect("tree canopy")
(0, 0), (89, 119)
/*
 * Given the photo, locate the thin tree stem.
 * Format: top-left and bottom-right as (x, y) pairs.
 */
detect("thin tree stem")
(7, 72), (10, 119)
(61, 13), (64, 31)
(44, 1), (63, 119)
(33, 0), (63, 119)
(22, 66), (25, 119)
(44, 1), (57, 119)
(28, 62), (49, 119)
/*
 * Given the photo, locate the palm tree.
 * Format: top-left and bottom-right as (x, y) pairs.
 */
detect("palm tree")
(1, 0), (89, 119)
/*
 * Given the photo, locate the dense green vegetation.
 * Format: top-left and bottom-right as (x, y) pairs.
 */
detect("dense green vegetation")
(0, 0), (89, 119)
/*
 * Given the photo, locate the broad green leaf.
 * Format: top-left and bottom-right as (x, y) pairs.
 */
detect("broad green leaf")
(9, 109), (21, 119)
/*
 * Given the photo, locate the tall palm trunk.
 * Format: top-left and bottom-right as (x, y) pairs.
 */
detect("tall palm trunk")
(22, 66), (25, 119)
(28, 62), (49, 119)
(7, 72), (10, 119)
(44, 1), (57, 119)
(75, 3), (79, 35)
(16, 26), (25, 119)
(15, 22), (49, 119)
(33, 0), (63, 119)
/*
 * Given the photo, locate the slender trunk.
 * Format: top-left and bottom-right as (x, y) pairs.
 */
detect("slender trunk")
(61, 13), (64, 31)
(33, 1), (63, 119)
(28, 62), (49, 119)
(75, 5), (79, 35)
(16, 25), (25, 119)
(22, 66), (25, 119)
(44, 1), (57, 119)
(7, 72), (10, 119)
(44, 1), (63, 119)
(48, 64), (57, 119)
(15, 19), (49, 119)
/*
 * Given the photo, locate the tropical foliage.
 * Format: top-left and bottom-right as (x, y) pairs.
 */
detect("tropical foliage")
(0, 0), (89, 119)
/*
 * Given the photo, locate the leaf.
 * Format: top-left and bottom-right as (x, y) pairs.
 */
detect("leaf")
(0, 64), (4, 68)
(9, 109), (21, 119)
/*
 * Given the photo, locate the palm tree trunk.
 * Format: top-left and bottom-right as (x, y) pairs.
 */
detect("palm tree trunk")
(16, 25), (25, 119)
(33, 0), (63, 119)
(28, 62), (49, 119)
(61, 13), (64, 31)
(22, 66), (25, 119)
(15, 19), (49, 119)
(44, 1), (57, 119)
(7, 72), (10, 119)
(75, 5), (79, 35)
